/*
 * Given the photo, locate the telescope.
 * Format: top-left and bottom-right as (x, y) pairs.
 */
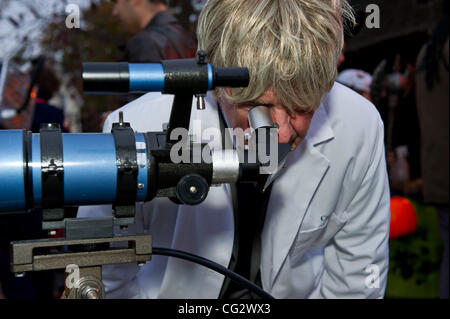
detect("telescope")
(0, 52), (290, 299)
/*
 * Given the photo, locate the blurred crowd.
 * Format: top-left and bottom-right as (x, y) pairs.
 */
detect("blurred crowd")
(336, 5), (448, 298)
(0, 0), (448, 299)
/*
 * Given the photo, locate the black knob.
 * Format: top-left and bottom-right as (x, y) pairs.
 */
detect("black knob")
(176, 174), (209, 205)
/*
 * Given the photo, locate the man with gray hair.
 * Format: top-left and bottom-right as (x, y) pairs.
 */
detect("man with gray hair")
(79, 0), (390, 299)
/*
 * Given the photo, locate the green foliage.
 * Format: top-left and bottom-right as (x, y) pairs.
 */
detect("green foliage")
(386, 200), (443, 298)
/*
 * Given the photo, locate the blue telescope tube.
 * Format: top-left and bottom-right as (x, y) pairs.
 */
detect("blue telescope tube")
(0, 130), (149, 212)
(0, 130), (27, 211)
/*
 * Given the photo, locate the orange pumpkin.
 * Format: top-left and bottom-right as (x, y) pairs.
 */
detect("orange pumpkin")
(389, 196), (418, 239)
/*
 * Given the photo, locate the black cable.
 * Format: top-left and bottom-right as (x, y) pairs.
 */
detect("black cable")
(152, 247), (275, 299)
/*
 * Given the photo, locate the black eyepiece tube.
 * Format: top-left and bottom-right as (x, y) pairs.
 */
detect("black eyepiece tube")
(82, 62), (130, 93)
(214, 67), (250, 88)
(82, 61), (250, 94)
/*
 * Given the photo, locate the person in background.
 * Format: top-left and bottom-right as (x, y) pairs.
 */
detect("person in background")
(112, 0), (197, 62)
(415, 3), (449, 299)
(0, 65), (67, 299)
(111, 0), (197, 106)
(31, 66), (68, 133)
(337, 69), (373, 101)
(384, 54), (420, 196)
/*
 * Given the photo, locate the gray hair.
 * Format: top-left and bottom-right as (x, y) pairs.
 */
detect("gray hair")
(197, 0), (355, 112)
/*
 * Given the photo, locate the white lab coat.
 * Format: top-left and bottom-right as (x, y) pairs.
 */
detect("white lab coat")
(77, 82), (390, 299)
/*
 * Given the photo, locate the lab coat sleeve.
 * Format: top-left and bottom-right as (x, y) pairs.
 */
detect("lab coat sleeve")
(318, 119), (390, 298)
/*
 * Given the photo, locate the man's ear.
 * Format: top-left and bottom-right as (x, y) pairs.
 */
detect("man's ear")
(214, 88), (232, 102)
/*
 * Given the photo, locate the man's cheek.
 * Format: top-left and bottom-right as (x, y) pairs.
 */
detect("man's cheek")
(277, 126), (294, 143)
(237, 110), (250, 130)
(291, 113), (314, 139)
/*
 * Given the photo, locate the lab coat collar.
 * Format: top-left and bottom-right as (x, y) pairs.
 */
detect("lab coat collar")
(305, 97), (335, 147)
(260, 99), (334, 290)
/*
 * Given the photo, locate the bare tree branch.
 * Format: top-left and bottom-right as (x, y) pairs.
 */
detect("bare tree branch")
(26, 3), (42, 19)
(7, 16), (19, 28)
